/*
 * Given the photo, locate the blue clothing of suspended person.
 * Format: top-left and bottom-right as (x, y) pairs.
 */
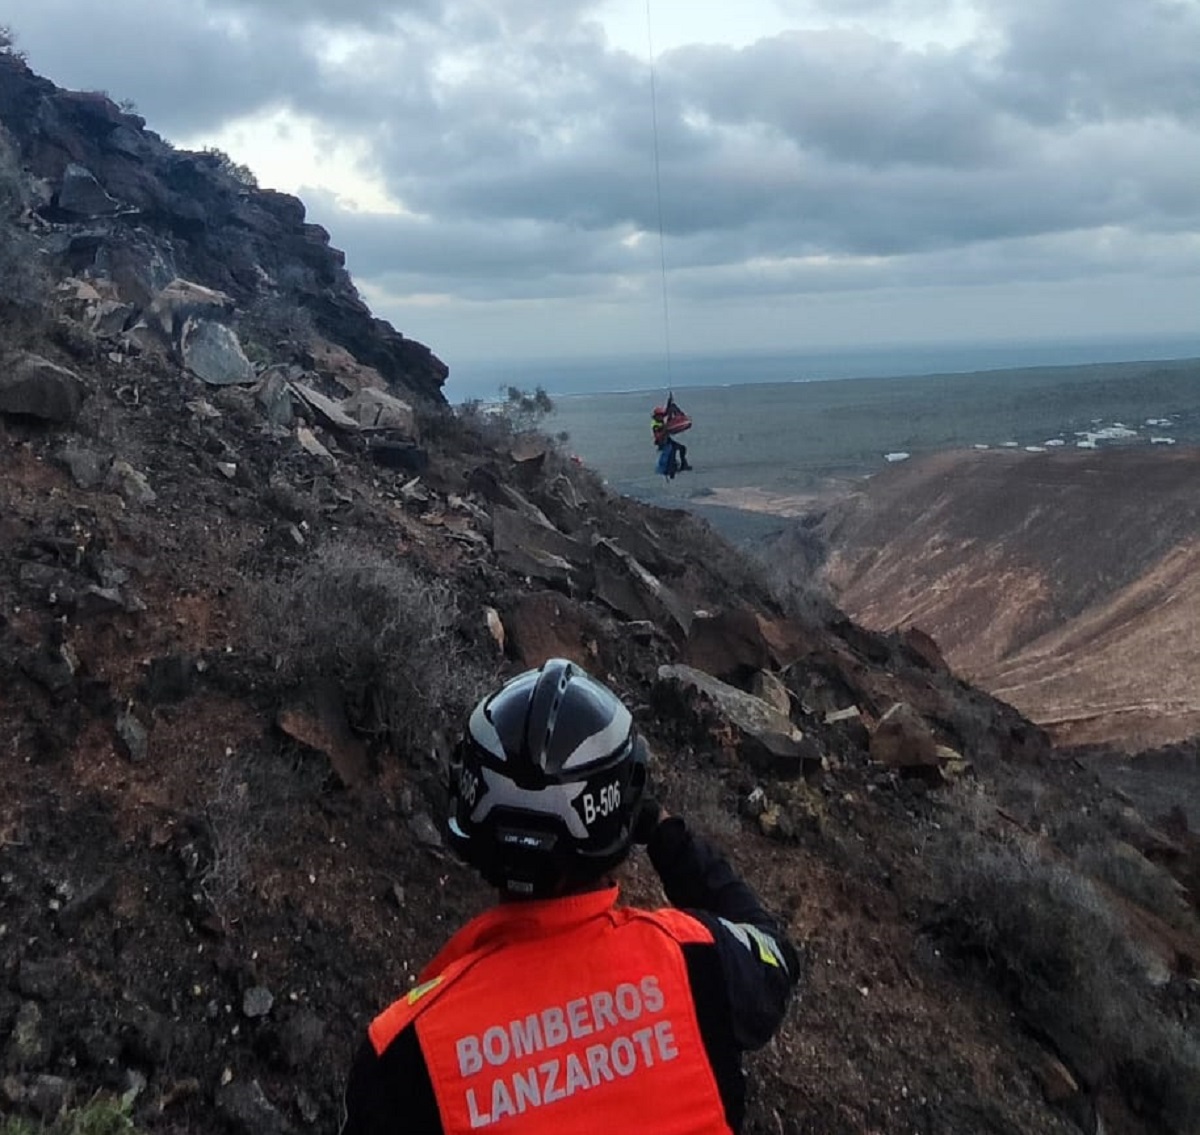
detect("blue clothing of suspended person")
(652, 395), (692, 480)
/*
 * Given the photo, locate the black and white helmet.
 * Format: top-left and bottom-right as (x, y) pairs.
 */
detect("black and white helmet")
(447, 659), (648, 897)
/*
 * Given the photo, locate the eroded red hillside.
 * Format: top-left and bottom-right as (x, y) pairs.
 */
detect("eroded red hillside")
(820, 446), (1200, 750)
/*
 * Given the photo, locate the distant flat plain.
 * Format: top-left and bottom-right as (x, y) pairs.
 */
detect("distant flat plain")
(545, 357), (1200, 542)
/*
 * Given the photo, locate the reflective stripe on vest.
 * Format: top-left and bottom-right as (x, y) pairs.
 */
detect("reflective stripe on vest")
(371, 890), (731, 1134)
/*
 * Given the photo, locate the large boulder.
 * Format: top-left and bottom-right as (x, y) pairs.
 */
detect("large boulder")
(751, 670), (792, 717)
(503, 592), (604, 669)
(55, 443), (111, 489)
(95, 229), (179, 310)
(0, 354), (88, 422)
(306, 337), (387, 394)
(290, 382), (360, 431)
(901, 625), (949, 671)
(146, 279), (236, 340)
(658, 663), (818, 777)
(367, 439), (428, 473)
(255, 369), (297, 426)
(467, 467), (557, 528)
(685, 608), (772, 681)
(182, 320), (256, 385)
(869, 702), (941, 769)
(342, 388), (418, 438)
(57, 162), (122, 217)
(596, 514), (682, 576)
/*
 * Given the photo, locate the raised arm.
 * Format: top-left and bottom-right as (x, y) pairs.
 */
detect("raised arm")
(645, 811), (800, 1049)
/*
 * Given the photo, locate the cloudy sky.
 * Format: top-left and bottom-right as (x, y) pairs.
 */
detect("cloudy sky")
(7, 0), (1200, 381)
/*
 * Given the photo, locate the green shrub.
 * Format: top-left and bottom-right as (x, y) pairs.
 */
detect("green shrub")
(63, 1097), (136, 1135)
(1, 1094), (140, 1135)
(200, 146), (258, 189)
(501, 384), (554, 431)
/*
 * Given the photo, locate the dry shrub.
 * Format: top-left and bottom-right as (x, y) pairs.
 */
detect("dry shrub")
(200, 758), (258, 909)
(1077, 839), (1199, 933)
(931, 788), (1200, 1132)
(1047, 798), (1199, 932)
(414, 399), (520, 458)
(454, 399), (524, 450)
(255, 544), (490, 755)
(200, 745), (326, 908)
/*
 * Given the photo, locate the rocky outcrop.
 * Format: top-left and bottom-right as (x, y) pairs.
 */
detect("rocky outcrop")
(0, 54), (447, 403)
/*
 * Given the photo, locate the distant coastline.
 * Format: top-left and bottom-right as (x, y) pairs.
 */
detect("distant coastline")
(445, 334), (1200, 401)
(541, 353), (1200, 545)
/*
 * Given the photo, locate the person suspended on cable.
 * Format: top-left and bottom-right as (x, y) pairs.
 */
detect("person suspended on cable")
(652, 392), (692, 479)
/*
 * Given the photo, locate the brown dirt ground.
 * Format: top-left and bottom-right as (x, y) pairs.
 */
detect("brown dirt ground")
(1, 352), (1196, 1135)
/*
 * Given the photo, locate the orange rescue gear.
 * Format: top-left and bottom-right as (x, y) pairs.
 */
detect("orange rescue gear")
(369, 886), (733, 1134)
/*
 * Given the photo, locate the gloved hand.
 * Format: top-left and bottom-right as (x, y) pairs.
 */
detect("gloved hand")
(631, 797), (666, 845)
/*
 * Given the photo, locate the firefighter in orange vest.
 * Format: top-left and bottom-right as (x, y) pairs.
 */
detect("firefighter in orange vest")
(341, 658), (799, 1134)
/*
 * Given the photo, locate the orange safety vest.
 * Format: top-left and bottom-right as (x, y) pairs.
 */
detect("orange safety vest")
(369, 887), (733, 1134)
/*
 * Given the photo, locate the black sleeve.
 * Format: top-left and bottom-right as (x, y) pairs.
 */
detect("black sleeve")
(340, 1028), (443, 1135)
(647, 816), (800, 1050)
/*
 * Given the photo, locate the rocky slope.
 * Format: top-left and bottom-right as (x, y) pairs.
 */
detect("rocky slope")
(2, 57), (1199, 1135)
(0, 52), (446, 403)
(818, 446), (1200, 751)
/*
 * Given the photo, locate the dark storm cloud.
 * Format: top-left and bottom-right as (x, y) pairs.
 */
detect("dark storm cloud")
(306, 0), (1200, 281)
(667, 32), (1008, 171)
(233, 0), (441, 27)
(5, 0), (1199, 317)
(5, 0), (326, 134)
(301, 188), (654, 299)
(989, 0), (1200, 123)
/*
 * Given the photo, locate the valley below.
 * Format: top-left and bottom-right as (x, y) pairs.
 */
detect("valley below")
(814, 444), (1200, 754)
(551, 358), (1200, 758)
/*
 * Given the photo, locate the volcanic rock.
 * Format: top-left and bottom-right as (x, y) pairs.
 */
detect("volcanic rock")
(0, 353), (88, 422)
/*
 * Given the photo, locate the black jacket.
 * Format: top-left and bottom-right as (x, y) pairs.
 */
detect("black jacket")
(341, 816), (799, 1133)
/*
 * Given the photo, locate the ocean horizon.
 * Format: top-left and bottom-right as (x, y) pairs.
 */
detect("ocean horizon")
(535, 352), (1200, 546)
(444, 333), (1200, 402)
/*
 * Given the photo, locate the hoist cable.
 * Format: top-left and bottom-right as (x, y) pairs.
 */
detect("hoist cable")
(644, 0), (673, 389)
